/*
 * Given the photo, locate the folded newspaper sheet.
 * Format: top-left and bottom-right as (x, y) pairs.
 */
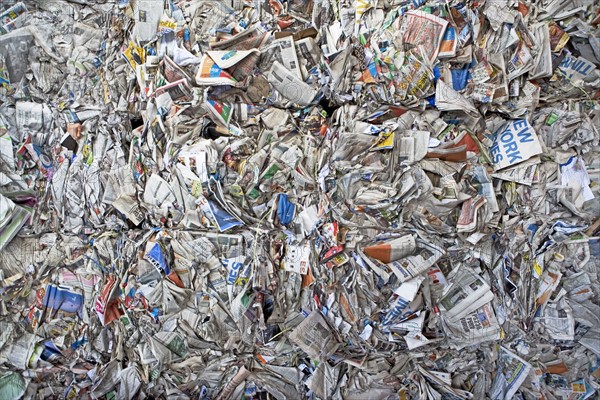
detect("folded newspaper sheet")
(0, 0), (599, 399)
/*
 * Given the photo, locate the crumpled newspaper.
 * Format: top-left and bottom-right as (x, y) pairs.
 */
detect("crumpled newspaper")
(0, 0), (599, 399)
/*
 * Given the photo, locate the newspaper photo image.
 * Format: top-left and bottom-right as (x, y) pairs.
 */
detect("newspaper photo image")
(0, 0), (599, 399)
